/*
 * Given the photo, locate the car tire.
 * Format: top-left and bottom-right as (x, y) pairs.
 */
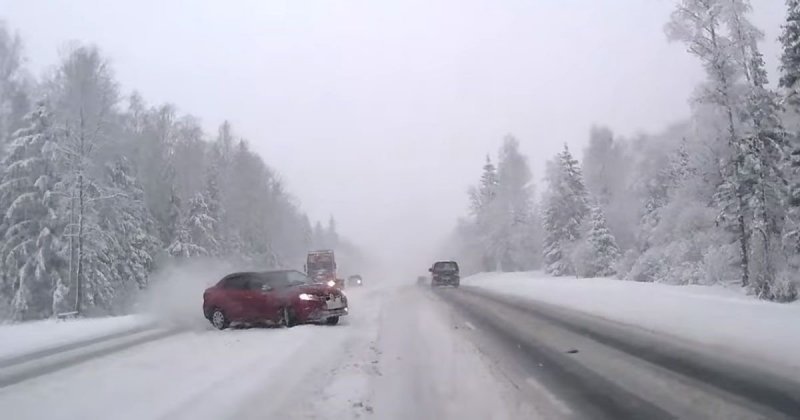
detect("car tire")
(326, 316), (339, 326)
(210, 308), (229, 330)
(281, 306), (296, 328)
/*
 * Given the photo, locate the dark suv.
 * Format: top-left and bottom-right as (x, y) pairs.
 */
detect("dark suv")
(429, 261), (460, 287)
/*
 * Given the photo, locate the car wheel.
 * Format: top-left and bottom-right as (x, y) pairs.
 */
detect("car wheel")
(281, 306), (296, 328)
(326, 316), (339, 326)
(210, 308), (229, 330)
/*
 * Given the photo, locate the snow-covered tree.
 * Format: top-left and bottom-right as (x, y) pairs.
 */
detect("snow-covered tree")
(167, 193), (217, 258)
(575, 203), (621, 278)
(667, 1), (746, 284)
(0, 22), (29, 148)
(666, 0), (795, 300)
(101, 159), (161, 289)
(582, 126), (636, 249)
(781, 0), (800, 109)
(543, 144), (589, 276)
(0, 105), (66, 320)
(469, 155), (499, 216)
(495, 135), (538, 271)
(468, 155), (501, 270)
(48, 45), (121, 314)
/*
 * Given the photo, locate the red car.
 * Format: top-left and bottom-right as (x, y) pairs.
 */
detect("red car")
(202, 270), (348, 329)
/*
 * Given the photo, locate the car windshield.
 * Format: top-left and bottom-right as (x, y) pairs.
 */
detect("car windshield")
(434, 262), (458, 272)
(308, 261), (333, 272)
(283, 271), (313, 286)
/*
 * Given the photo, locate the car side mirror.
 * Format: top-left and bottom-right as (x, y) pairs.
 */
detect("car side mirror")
(261, 284), (273, 292)
(303, 264), (307, 273)
(428, 268), (433, 273)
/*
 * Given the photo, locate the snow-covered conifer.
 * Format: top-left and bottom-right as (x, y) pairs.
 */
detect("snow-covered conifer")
(543, 144), (589, 276)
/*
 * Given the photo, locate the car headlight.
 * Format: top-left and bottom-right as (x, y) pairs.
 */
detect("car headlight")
(327, 280), (336, 287)
(299, 293), (313, 301)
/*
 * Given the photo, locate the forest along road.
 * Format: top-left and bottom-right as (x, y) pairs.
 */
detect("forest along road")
(433, 286), (800, 420)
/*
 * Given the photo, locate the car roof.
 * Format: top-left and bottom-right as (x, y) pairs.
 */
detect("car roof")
(221, 270), (301, 280)
(433, 260), (458, 264)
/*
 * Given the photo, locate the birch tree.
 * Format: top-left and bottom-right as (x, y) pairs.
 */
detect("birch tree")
(49, 45), (119, 314)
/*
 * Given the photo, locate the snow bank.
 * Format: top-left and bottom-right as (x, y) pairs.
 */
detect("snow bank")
(465, 272), (800, 372)
(0, 315), (150, 362)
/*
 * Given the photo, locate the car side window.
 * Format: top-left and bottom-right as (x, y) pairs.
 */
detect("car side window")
(223, 276), (248, 290)
(248, 275), (271, 291)
(257, 272), (282, 288)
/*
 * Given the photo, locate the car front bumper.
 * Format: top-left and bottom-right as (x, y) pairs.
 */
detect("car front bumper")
(432, 277), (460, 286)
(307, 306), (349, 321)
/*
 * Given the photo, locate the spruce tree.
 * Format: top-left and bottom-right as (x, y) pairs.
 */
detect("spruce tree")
(543, 144), (589, 276)
(167, 193), (218, 258)
(585, 204), (621, 277)
(0, 105), (66, 319)
(780, 0), (800, 108)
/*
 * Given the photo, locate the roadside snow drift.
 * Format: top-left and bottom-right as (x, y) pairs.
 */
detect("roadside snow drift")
(0, 315), (151, 362)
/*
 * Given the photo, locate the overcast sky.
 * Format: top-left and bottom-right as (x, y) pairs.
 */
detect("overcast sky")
(0, 0), (787, 267)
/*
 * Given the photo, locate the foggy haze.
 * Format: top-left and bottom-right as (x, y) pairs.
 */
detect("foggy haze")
(0, 0), (785, 268)
(4, 2), (800, 419)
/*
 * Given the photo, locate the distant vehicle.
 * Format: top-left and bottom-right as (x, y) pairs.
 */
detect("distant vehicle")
(347, 274), (363, 286)
(306, 250), (344, 289)
(429, 261), (460, 287)
(416, 276), (428, 286)
(202, 270), (348, 329)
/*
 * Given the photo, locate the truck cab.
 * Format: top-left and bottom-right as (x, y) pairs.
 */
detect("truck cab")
(306, 250), (344, 289)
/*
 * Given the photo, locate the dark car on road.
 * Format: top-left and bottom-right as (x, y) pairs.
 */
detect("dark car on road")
(203, 270), (348, 329)
(429, 261), (460, 287)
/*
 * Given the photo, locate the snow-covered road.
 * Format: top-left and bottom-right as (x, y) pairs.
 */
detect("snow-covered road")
(0, 285), (520, 420)
(2, 279), (800, 420)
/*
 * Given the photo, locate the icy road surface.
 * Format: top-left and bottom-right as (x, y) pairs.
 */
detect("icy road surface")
(1, 282), (800, 419)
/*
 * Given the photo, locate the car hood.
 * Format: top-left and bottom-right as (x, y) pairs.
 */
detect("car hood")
(295, 283), (339, 295)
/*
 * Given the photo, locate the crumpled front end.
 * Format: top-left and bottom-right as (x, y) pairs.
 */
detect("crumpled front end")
(295, 290), (349, 322)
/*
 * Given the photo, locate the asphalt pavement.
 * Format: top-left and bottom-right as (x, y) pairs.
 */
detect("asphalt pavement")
(433, 285), (800, 420)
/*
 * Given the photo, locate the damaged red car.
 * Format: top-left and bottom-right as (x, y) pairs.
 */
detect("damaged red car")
(202, 270), (348, 329)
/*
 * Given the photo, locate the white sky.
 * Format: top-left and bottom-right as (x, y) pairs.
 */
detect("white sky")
(0, 0), (786, 267)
